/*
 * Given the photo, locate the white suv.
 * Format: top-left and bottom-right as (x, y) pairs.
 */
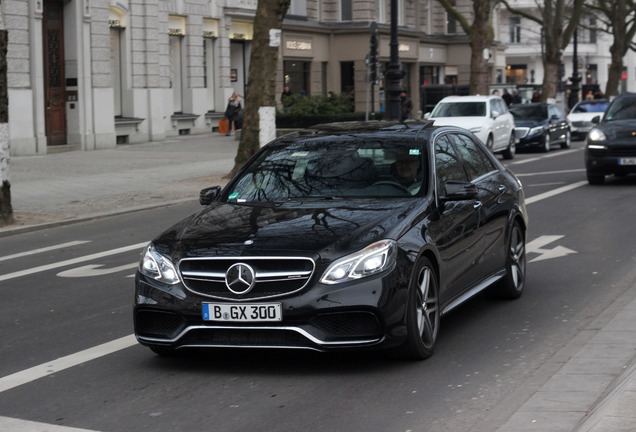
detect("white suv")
(426, 95), (516, 159)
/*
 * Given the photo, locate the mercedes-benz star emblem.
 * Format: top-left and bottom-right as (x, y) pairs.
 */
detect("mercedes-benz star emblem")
(225, 263), (256, 295)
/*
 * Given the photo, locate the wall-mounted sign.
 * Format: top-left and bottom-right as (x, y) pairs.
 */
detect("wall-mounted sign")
(230, 69), (238, 82)
(283, 36), (314, 57)
(168, 16), (186, 36)
(203, 19), (218, 39)
(286, 40), (312, 50)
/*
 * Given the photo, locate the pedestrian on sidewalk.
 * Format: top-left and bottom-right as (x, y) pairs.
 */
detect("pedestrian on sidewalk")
(224, 92), (242, 136)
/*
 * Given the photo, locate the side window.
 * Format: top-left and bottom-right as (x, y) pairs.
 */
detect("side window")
(450, 134), (497, 181)
(435, 135), (467, 195)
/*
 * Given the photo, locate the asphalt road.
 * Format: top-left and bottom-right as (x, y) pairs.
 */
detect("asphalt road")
(1, 139), (635, 432)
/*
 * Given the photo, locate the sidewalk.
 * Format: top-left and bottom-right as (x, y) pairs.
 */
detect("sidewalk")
(1, 132), (635, 431)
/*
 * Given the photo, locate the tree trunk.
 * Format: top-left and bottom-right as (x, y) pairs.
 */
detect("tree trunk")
(468, 0), (492, 95)
(606, 45), (624, 98)
(228, 0), (290, 177)
(0, 28), (13, 227)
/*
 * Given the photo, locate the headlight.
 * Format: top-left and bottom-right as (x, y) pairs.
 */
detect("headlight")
(529, 126), (544, 136)
(587, 128), (607, 142)
(320, 240), (397, 284)
(139, 243), (180, 285)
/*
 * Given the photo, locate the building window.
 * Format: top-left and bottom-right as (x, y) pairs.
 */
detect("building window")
(284, 60), (311, 95)
(340, 61), (355, 98)
(168, 16), (186, 113)
(420, 65), (440, 86)
(341, 0), (352, 21)
(204, 38), (216, 112)
(289, 0), (307, 17)
(506, 64), (527, 85)
(509, 16), (521, 43)
(109, 7), (126, 117)
(376, 0), (386, 23)
(446, 14), (456, 34)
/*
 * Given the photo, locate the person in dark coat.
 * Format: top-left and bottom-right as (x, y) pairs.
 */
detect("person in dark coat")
(502, 89), (512, 106)
(224, 92), (242, 136)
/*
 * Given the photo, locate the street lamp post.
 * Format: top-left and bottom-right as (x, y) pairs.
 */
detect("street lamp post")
(385, 0), (404, 121)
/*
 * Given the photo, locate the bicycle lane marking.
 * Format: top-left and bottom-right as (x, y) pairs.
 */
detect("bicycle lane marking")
(0, 242), (147, 283)
(0, 241), (91, 263)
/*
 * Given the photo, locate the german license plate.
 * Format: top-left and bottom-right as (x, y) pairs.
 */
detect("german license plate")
(619, 158), (636, 165)
(202, 303), (282, 322)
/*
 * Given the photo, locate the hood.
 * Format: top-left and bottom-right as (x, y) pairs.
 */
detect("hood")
(431, 117), (487, 129)
(597, 120), (636, 142)
(513, 119), (546, 128)
(568, 112), (602, 122)
(152, 200), (423, 261)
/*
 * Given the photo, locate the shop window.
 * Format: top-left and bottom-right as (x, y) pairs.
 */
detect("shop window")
(420, 66), (440, 86)
(284, 60), (311, 95)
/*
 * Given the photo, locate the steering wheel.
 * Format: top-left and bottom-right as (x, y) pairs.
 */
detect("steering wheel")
(372, 180), (411, 195)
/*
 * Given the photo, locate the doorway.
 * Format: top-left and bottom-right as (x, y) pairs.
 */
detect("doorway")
(42, 0), (67, 146)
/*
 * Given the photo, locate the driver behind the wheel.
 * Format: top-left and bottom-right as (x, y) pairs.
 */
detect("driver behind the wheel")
(393, 149), (422, 190)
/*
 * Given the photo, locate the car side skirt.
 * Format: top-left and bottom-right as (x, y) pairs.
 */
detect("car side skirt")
(441, 270), (506, 315)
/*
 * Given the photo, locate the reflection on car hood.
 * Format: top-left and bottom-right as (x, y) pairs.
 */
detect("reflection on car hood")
(431, 117), (486, 129)
(597, 120), (636, 141)
(514, 119), (546, 128)
(153, 200), (423, 260)
(568, 112), (602, 122)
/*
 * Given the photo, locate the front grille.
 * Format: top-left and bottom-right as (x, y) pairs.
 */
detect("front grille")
(179, 257), (315, 300)
(515, 127), (529, 139)
(179, 327), (314, 349)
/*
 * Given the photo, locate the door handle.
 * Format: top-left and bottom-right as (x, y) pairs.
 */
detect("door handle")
(498, 185), (506, 193)
(473, 201), (483, 210)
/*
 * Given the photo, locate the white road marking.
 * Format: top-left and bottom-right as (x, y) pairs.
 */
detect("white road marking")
(508, 148), (580, 165)
(0, 242), (147, 283)
(57, 263), (139, 278)
(525, 181), (588, 205)
(515, 168), (585, 177)
(0, 241), (91, 263)
(0, 335), (137, 394)
(527, 235), (577, 263)
(0, 416), (100, 432)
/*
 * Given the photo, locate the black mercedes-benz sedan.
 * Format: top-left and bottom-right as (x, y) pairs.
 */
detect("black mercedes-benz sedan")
(585, 93), (636, 185)
(134, 121), (528, 360)
(510, 103), (571, 152)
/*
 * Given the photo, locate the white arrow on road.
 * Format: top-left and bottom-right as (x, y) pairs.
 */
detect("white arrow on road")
(57, 263), (138, 278)
(527, 235), (577, 263)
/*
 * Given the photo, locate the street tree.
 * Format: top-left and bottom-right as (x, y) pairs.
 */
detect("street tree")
(501, 0), (586, 102)
(586, 0), (636, 98)
(228, 0), (291, 177)
(436, 0), (498, 95)
(0, 4), (13, 227)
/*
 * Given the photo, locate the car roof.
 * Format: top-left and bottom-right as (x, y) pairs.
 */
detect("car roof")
(270, 120), (467, 145)
(438, 95), (501, 103)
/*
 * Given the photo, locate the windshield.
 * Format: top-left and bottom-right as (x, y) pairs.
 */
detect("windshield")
(572, 100), (609, 114)
(509, 105), (547, 121)
(431, 102), (486, 117)
(224, 138), (427, 202)
(605, 97), (636, 121)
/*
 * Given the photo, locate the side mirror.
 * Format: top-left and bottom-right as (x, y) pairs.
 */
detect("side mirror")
(199, 186), (222, 205)
(591, 115), (600, 124)
(491, 110), (500, 118)
(423, 112), (431, 120)
(440, 180), (478, 202)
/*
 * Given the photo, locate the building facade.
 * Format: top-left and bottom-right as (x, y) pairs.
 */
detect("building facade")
(14, 0), (628, 156)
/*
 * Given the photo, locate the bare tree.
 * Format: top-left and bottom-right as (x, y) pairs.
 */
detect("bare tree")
(0, 4), (13, 227)
(436, 0), (499, 95)
(501, 0), (586, 102)
(586, 0), (636, 98)
(228, 0), (291, 177)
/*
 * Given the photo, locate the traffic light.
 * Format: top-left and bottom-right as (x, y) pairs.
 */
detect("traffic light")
(369, 33), (378, 82)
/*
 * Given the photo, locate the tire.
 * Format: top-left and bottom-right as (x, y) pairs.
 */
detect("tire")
(542, 133), (551, 152)
(486, 135), (494, 151)
(587, 171), (605, 185)
(395, 257), (440, 361)
(560, 129), (571, 149)
(502, 133), (516, 160)
(490, 222), (526, 300)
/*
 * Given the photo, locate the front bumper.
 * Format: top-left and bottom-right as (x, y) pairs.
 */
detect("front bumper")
(133, 268), (409, 353)
(585, 146), (636, 175)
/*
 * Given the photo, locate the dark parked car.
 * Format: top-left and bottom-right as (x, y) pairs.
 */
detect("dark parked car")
(134, 121), (528, 360)
(510, 103), (571, 152)
(585, 93), (636, 185)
